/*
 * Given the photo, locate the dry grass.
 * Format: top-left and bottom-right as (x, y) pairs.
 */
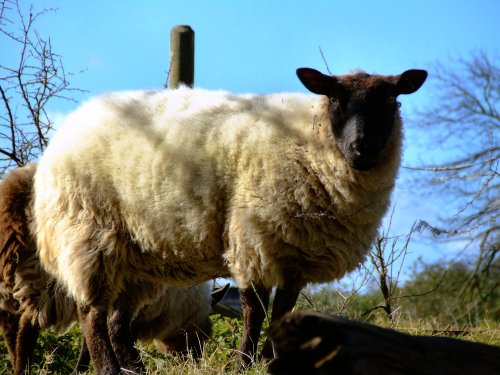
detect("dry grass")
(1, 314), (498, 374)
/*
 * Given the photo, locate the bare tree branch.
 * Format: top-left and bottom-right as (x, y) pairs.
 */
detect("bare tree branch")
(408, 50), (499, 299)
(0, 0), (84, 176)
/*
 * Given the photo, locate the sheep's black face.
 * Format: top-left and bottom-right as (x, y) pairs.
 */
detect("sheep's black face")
(296, 67), (427, 171)
(331, 80), (400, 171)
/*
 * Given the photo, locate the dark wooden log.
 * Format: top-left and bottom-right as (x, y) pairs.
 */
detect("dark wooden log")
(268, 311), (500, 375)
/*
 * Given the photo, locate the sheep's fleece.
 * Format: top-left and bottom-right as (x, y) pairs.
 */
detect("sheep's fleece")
(34, 86), (401, 304)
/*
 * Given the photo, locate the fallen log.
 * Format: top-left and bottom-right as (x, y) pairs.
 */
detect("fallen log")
(268, 311), (500, 375)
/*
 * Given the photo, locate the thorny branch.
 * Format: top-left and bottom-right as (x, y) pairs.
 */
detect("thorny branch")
(358, 207), (418, 322)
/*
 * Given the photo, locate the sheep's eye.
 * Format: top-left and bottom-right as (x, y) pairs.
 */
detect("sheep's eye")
(387, 96), (401, 107)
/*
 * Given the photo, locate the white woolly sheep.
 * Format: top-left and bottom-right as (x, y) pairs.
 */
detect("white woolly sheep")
(133, 281), (228, 358)
(33, 67), (427, 374)
(0, 164), (226, 374)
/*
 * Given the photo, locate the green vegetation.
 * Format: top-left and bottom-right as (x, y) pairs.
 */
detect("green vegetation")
(402, 259), (500, 325)
(299, 258), (500, 324)
(1, 313), (498, 374)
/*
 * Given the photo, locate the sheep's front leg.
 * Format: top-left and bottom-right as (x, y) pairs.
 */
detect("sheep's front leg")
(108, 296), (143, 374)
(14, 311), (40, 375)
(0, 310), (19, 369)
(239, 283), (270, 366)
(261, 273), (303, 360)
(78, 303), (121, 375)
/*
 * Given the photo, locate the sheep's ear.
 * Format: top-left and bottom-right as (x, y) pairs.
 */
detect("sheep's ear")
(211, 283), (230, 306)
(396, 69), (428, 95)
(296, 68), (338, 96)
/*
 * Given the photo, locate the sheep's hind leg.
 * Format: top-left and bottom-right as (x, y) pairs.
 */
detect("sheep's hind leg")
(70, 336), (90, 375)
(0, 310), (20, 369)
(108, 292), (143, 374)
(78, 302), (121, 375)
(238, 283), (270, 367)
(14, 311), (40, 375)
(261, 273), (303, 360)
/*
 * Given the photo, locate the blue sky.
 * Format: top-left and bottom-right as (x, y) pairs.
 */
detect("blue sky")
(18, 0), (498, 98)
(2, 0), (499, 281)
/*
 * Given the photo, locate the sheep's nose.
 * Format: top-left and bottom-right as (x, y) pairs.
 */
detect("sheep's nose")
(349, 139), (366, 154)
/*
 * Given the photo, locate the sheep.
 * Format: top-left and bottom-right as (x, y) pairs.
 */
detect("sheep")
(0, 164), (227, 374)
(132, 281), (229, 358)
(33, 66), (427, 374)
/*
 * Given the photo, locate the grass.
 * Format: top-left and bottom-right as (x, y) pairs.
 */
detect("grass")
(1, 313), (499, 374)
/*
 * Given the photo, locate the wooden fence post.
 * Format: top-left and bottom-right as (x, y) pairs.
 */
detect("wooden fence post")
(169, 25), (195, 88)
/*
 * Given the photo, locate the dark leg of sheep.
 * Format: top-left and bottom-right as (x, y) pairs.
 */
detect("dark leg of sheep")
(108, 294), (144, 373)
(238, 283), (270, 366)
(77, 303), (121, 375)
(261, 274), (303, 360)
(0, 310), (20, 368)
(14, 312), (40, 375)
(70, 336), (91, 375)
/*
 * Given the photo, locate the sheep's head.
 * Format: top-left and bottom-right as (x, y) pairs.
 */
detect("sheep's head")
(154, 284), (229, 359)
(155, 317), (212, 359)
(297, 67), (427, 171)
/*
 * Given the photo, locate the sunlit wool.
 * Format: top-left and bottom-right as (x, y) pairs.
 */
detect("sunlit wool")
(34, 86), (402, 305)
